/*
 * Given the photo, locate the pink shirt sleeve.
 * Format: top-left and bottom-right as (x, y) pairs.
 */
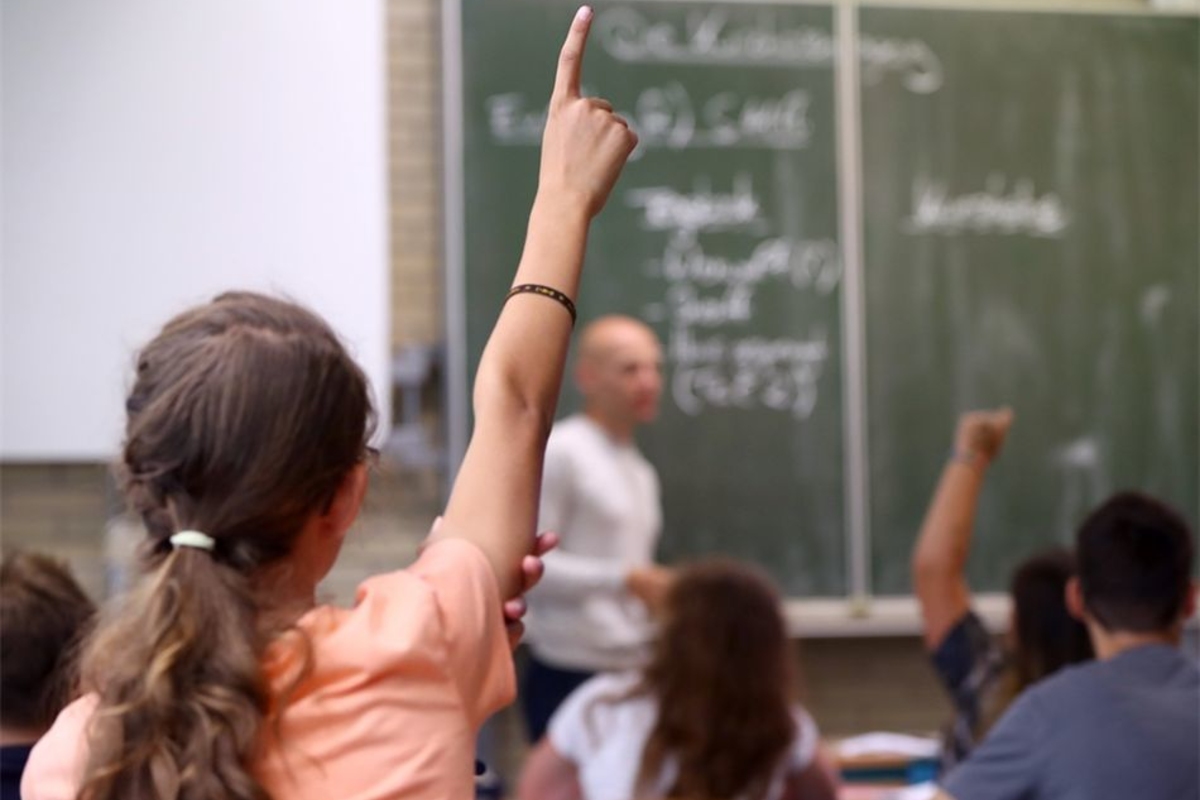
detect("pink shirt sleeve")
(368, 537), (516, 726)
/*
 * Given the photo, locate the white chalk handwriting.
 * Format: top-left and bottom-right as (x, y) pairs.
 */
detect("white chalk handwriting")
(594, 7), (942, 93)
(669, 327), (829, 418)
(625, 174), (766, 234)
(657, 232), (841, 295)
(902, 174), (1071, 238)
(486, 84), (812, 150)
(598, 6), (833, 67)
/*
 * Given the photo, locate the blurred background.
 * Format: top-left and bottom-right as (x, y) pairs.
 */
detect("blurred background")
(3, 0), (1197, 787)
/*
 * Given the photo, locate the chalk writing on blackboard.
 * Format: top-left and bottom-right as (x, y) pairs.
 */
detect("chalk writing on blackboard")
(902, 174), (1071, 237)
(625, 172), (837, 418)
(487, 85), (812, 150)
(668, 327), (830, 418)
(656, 233), (841, 295)
(595, 7), (942, 93)
(598, 6), (834, 67)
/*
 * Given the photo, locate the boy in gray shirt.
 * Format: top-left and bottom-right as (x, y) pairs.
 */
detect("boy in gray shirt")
(937, 492), (1198, 800)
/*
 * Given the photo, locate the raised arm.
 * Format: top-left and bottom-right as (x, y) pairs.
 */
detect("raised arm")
(911, 408), (1013, 650)
(437, 7), (637, 599)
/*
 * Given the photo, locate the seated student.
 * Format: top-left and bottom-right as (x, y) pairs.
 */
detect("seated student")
(937, 491), (1199, 800)
(0, 552), (96, 800)
(22, 9), (637, 800)
(518, 559), (840, 800)
(911, 409), (1092, 766)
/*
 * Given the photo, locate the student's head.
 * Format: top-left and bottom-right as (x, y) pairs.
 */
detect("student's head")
(0, 552), (96, 739)
(638, 559), (796, 800)
(1008, 547), (1093, 690)
(119, 291), (375, 582)
(1071, 491), (1195, 635)
(80, 291), (375, 800)
(575, 315), (662, 434)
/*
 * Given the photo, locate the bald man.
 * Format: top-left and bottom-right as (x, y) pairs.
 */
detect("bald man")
(521, 315), (674, 742)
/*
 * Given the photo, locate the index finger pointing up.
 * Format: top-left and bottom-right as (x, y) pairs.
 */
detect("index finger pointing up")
(553, 6), (593, 101)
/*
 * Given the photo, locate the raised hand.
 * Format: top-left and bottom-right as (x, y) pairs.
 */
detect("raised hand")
(626, 564), (675, 616)
(537, 6), (638, 219)
(954, 407), (1014, 466)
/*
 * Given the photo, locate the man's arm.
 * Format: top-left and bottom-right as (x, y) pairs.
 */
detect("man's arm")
(912, 408), (1013, 650)
(534, 441), (673, 607)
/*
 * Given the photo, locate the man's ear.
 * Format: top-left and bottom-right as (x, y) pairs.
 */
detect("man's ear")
(1065, 576), (1087, 621)
(1184, 581), (1198, 620)
(323, 462), (369, 541)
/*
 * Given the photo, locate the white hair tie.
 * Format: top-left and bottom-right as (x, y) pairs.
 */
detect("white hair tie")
(169, 530), (216, 552)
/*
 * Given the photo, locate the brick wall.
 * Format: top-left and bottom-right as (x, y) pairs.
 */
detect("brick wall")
(388, 0), (443, 350)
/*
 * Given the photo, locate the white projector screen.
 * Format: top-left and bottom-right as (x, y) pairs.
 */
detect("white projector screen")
(2, 0), (390, 461)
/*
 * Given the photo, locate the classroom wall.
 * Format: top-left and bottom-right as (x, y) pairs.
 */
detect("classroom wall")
(389, 0), (444, 348)
(1, 0), (391, 460)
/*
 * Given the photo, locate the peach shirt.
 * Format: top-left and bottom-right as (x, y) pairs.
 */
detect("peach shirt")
(23, 538), (515, 800)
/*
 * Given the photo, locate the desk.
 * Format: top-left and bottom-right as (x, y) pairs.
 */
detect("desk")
(841, 786), (937, 800)
(835, 735), (941, 800)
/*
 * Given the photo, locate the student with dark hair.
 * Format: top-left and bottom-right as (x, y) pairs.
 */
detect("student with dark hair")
(912, 409), (1093, 766)
(518, 559), (840, 800)
(0, 552), (96, 800)
(22, 9), (637, 799)
(937, 491), (1198, 800)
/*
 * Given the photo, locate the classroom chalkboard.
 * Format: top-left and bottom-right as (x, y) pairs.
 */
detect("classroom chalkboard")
(860, 8), (1200, 594)
(450, 0), (1200, 598)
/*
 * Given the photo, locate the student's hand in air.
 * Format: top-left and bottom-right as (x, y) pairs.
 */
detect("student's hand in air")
(954, 407), (1014, 466)
(537, 5), (638, 219)
(504, 531), (559, 649)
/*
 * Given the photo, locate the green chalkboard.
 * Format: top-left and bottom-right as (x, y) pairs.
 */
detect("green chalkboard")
(860, 8), (1200, 594)
(460, 0), (848, 596)
(453, 0), (1200, 599)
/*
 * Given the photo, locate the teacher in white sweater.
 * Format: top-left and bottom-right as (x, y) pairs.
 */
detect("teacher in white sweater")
(521, 315), (675, 741)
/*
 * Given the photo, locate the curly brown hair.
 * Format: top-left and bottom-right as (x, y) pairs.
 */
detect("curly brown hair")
(635, 558), (798, 800)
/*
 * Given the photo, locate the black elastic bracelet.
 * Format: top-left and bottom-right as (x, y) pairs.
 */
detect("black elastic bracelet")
(505, 283), (577, 326)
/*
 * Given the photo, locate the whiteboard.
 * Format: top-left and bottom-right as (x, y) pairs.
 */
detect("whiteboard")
(1, 0), (390, 461)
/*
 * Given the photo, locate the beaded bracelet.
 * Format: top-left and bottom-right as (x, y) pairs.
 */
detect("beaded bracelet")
(505, 283), (577, 326)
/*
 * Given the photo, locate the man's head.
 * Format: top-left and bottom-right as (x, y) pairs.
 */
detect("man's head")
(1070, 492), (1195, 635)
(0, 551), (96, 737)
(575, 315), (663, 437)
